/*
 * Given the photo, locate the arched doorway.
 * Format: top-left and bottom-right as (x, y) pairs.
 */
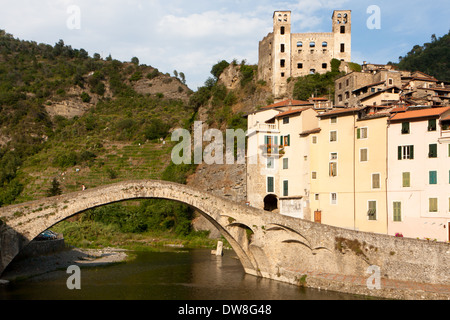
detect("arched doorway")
(264, 194), (278, 212)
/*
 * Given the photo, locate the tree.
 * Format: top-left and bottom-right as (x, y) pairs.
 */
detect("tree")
(47, 178), (62, 197)
(179, 72), (186, 85)
(131, 57), (139, 66)
(211, 60), (230, 80)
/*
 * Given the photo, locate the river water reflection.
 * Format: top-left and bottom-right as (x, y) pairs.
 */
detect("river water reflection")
(0, 248), (363, 300)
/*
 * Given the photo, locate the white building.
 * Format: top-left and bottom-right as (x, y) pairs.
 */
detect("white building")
(387, 106), (450, 242)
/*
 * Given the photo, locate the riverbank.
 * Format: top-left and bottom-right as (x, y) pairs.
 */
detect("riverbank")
(1, 247), (129, 283)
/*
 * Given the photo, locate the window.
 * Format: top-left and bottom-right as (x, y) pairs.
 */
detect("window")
(322, 41), (328, 47)
(283, 180), (289, 197)
(368, 201), (377, 220)
(428, 119), (437, 131)
(330, 152), (338, 160)
(283, 158), (289, 170)
(401, 122), (410, 134)
(297, 41), (303, 47)
(388, 78), (393, 85)
(393, 202), (402, 222)
(283, 117), (289, 124)
(280, 27), (285, 35)
(429, 198), (438, 213)
(429, 144), (437, 158)
(330, 131), (337, 142)
(310, 41), (315, 48)
(312, 172), (317, 179)
(429, 171), (437, 185)
(282, 135), (291, 147)
(267, 177), (274, 193)
(315, 194), (319, 201)
(322, 63), (327, 69)
(267, 157), (275, 169)
(372, 173), (381, 189)
(340, 43), (345, 53)
(280, 44), (285, 53)
(402, 172), (411, 188)
(398, 145), (414, 160)
(331, 193), (337, 205)
(329, 162), (338, 177)
(340, 26), (345, 34)
(280, 59), (285, 68)
(330, 116), (337, 124)
(360, 148), (368, 162)
(357, 127), (368, 139)
(297, 63), (303, 69)
(345, 92), (350, 99)
(312, 136), (317, 144)
(338, 94), (342, 102)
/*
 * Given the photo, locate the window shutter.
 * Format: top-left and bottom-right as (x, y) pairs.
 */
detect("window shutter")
(410, 145), (414, 159)
(393, 202), (401, 222)
(357, 128), (361, 139)
(267, 177), (274, 193)
(403, 172), (410, 188)
(429, 171), (437, 185)
(398, 146), (402, 160)
(287, 134), (291, 146)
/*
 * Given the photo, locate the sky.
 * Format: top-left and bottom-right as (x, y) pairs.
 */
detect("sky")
(0, 0), (449, 90)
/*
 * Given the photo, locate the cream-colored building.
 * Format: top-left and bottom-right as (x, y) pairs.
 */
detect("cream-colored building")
(309, 107), (389, 234)
(258, 10), (352, 98)
(247, 100), (318, 219)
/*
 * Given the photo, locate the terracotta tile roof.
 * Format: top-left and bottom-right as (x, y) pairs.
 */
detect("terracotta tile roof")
(441, 114), (450, 121)
(275, 107), (311, 118)
(317, 107), (361, 117)
(390, 107), (450, 121)
(262, 99), (312, 109)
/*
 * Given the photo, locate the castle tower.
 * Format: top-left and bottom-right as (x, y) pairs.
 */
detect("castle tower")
(332, 10), (352, 62)
(272, 11), (292, 97)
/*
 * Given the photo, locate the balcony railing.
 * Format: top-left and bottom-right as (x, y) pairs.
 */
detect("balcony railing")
(251, 123), (279, 132)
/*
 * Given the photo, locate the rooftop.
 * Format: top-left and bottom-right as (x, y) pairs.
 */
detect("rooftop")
(390, 106), (450, 121)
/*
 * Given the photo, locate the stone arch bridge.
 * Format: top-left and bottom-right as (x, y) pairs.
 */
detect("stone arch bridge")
(0, 180), (448, 297)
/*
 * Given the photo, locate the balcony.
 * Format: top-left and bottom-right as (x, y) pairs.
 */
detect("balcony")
(247, 122), (280, 136)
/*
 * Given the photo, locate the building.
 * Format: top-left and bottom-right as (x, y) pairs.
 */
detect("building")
(309, 107), (389, 234)
(258, 10), (352, 98)
(387, 106), (450, 242)
(246, 99), (318, 219)
(335, 69), (402, 107)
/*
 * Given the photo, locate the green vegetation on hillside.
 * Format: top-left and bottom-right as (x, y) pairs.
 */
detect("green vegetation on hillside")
(394, 31), (450, 81)
(292, 59), (345, 101)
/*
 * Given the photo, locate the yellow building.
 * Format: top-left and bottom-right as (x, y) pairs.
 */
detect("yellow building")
(309, 107), (389, 234)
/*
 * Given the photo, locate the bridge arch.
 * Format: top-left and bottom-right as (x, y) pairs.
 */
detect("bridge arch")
(0, 180), (262, 276)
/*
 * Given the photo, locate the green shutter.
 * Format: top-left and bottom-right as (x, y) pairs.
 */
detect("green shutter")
(393, 202), (402, 222)
(429, 144), (437, 158)
(429, 198), (438, 212)
(410, 145), (414, 159)
(429, 171), (437, 185)
(267, 177), (274, 193)
(287, 134), (291, 146)
(403, 172), (410, 188)
(283, 180), (289, 197)
(398, 146), (402, 160)
(357, 128), (361, 139)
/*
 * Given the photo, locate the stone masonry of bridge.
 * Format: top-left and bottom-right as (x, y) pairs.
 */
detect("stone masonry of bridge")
(0, 180), (449, 299)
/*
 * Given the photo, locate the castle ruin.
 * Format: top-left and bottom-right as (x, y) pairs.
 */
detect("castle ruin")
(258, 10), (352, 98)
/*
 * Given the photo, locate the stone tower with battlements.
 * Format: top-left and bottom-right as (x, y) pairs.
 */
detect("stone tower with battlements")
(258, 10), (352, 98)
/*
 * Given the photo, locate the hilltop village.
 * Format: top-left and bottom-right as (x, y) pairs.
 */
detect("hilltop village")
(246, 10), (450, 242)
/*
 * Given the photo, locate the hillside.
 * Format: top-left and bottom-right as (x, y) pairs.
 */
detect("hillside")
(395, 31), (450, 81)
(0, 31), (274, 241)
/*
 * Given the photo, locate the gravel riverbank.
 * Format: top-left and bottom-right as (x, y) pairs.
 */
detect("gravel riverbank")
(1, 247), (129, 282)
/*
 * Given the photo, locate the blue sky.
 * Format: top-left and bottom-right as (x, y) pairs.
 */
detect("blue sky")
(0, 0), (449, 90)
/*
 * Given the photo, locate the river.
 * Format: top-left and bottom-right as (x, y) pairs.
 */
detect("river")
(0, 248), (363, 300)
